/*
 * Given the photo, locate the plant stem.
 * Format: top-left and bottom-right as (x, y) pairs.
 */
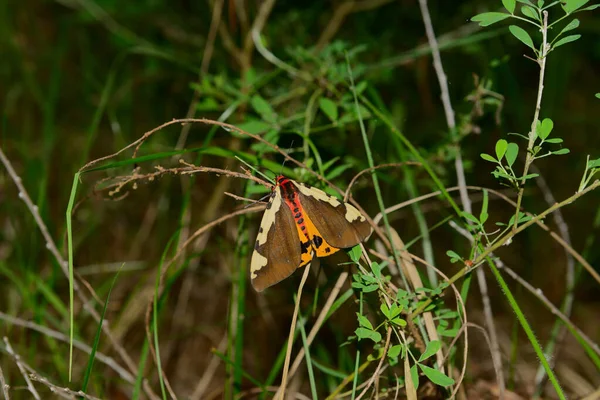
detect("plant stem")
(411, 179), (600, 318)
(513, 10), (549, 232)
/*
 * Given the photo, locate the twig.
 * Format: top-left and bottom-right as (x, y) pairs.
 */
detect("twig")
(418, 0), (505, 394)
(410, 179), (600, 317)
(28, 374), (102, 400)
(2, 338), (40, 400)
(355, 327), (392, 400)
(0, 357), (9, 400)
(513, 11), (550, 231)
(0, 147), (159, 400)
(278, 262), (312, 400)
(277, 271), (349, 391)
(0, 311), (135, 383)
(174, 0), (224, 150)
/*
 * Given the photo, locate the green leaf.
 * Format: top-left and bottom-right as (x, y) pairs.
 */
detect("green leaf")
(545, 138), (563, 144)
(355, 327), (372, 340)
(348, 245), (363, 263)
(461, 211), (480, 224)
(506, 142), (519, 166)
(552, 148), (570, 155)
(446, 250), (461, 259)
(362, 284), (379, 293)
(581, 4), (600, 10)
(471, 12), (511, 27)
(370, 262), (382, 280)
(365, 328), (382, 343)
(588, 158), (600, 169)
(503, 0), (516, 13)
(537, 118), (553, 139)
(319, 98), (339, 122)
(237, 120), (272, 134)
(419, 340), (441, 362)
(481, 153), (498, 163)
(521, 173), (539, 180)
(391, 317), (407, 327)
(562, 0), (590, 13)
(380, 303), (390, 319)
(419, 364), (456, 387)
(509, 25), (536, 51)
(521, 5), (539, 20)
(517, 0), (535, 5)
(559, 19), (580, 36)
(410, 364), (420, 390)
(595, 93), (600, 99)
(553, 34), (581, 49)
(357, 314), (374, 330)
(325, 163), (351, 180)
(495, 139), (508, 160)
(388, 344), (402, 359)
(480, 191), (489, 224)
(250, 95), (277, 123)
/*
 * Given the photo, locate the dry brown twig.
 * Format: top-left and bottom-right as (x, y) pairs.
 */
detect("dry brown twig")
(0, 358), (9, 400)
(0, 311), (135, 383)
(3, 337), (41, 400)
(417, 0), (504, 393)
(0, 147), (160, 400)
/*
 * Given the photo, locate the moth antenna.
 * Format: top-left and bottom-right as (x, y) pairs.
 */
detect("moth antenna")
(235, 155), (275, 184)
(279, 140), (294, 176)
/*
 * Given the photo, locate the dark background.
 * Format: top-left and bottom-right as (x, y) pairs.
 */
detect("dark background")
(1, 0), (599, 398)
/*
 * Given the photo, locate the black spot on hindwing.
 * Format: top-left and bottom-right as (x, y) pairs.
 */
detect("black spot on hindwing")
(300, 241), (311, 254)
(313, 235), (323, 248)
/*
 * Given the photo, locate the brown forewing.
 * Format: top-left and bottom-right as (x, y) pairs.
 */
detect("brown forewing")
(251, 199), (303, 292)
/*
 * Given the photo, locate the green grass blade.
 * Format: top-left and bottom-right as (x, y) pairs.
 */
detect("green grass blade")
(81, 266), (123, 392)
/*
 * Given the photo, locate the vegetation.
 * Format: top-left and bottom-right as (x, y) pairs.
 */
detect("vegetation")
(1, 0), (600, 398)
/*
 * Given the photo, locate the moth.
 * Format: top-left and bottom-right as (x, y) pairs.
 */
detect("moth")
(251, 175), (372, 292)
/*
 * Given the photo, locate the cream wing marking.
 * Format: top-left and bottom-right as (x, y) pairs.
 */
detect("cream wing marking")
(250, 187), (282, 279)
(294, 181), (366, 222)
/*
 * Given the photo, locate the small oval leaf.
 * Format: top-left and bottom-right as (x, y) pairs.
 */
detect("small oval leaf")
(506, 142), (519, 166)
(481, 153), (498, 163)
(503, 0), (516, 13)
(495, 139), (508, 160)
(553, 34), (581, 50)
(521, 5), (539, 20)
(562, 0), (590, 13)
(419, 340), (441, 362)
(419, 365), (456, 387)
(509, 25), (536, 51)
(472, 12), (511, 27)
(319, 98), (338, 122)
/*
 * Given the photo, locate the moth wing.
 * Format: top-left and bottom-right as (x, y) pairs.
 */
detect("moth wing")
(251, 188), (303, 292)
(294, 182), (372, 249)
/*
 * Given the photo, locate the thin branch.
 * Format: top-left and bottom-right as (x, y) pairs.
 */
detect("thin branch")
(513, 10), (550, 231)
(0, 311), (135, 383)
(418, 1), (504, 394)
(278, 262), (312, 400)
(0, 147), (159, 400)
(28, 375), (102, 400)
(0, 356), (10, 400)
(2, 338), (40, 400)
